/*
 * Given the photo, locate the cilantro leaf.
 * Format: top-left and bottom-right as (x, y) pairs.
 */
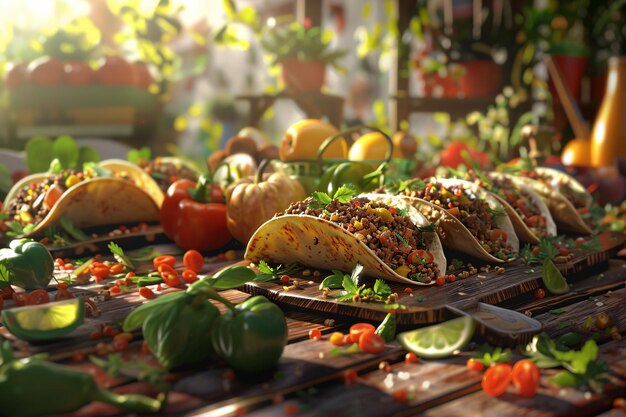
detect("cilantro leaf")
(312, 192), (332, 205)
(332, 184), (357, 203)
(108, 242), (134, 269)
(319, 270), (347, 290)
(342, 274), (358, 295)
(0, 264), (10, 288)
(373, 279), (391, 299)
(254, 261), (301, 282)
(473, 344), (512, 366)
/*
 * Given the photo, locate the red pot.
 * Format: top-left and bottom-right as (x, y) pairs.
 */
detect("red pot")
(280, 59), (326, 92)
(457, 60), (503, 98)
(548, 54), (588, 102)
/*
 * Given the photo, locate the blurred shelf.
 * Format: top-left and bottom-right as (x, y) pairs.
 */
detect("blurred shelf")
(236, 91), (344, 128)
(7, 85), (161, 145)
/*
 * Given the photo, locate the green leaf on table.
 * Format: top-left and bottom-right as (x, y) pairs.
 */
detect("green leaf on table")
(52, 135), (79, 169)
(327, 342), (360, 357)
(473, 344), (512, 366)
(59, 217), (90, 241)
(373, 279), (391, 299)
(319, 270), (347, 290)
(108, 242), (134, 269)
(128, 147), (152, 165)
(25, 136), (53, 173)
(210, 265), (256, 289)
(550, 371), (582, 387)
(254, 261), (301, 282)
(0, 264), (10, 288)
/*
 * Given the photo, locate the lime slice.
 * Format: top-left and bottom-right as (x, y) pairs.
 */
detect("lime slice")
(2, 298), (85, 342)
(542, 259), (570, 294)
(397, 315), (475, 359)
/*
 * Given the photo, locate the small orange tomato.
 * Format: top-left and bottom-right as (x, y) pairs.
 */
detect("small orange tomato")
(308, 328), (322, 340)
(183, 250), (204, 273)
(329, 332), (344, 346)
(109, 263), (124, 275)
(349, 323), (376, 343)
(466, 358), (485, 372)
(139, 287), (156, 299)
(482, 363), (512, 397)
(25, 289), (50, 305)
(511, 360), (540, 398)
(358, 330), (385, 354)
(182, 269), (198, 283)
(153, 255), (176, 270)
(405, 352), (419, 363)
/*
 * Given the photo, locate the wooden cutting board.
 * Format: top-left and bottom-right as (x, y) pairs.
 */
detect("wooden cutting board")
(243, 232), (626, 326)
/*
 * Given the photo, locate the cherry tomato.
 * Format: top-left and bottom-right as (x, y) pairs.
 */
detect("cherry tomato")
(139, 287), (156, 299)
(153, 255), (176, 270)
(2, 287), (15, 300)
(466, 358), (484, 372)
(283, 403), (299, 415)
(534, 288), (546, 299)
(279, 275), (291, 284)
(435, 276), (446, 286)
(157, 263), (176, 277)
(96, 56), (134, 85)
(392, 388), (408, 403)
(63, 61), (95, 85)
(482, 363), (512, 397)
(405, 352), (419, 363)
(447, 274), (456, 283)
(349, 323), (376, 343)
(162, 272), (181, 287)
(27, 57), (65, 85)
(343, 369), (358, 384)
(183, 250), (204, 273)
(407, 249), (434, 264)
(25, 289), (50, 305)
(308, 328), (322, 340)
(182, 269), (198, 283)
(109, 263), (124, 275)
(358, 330), (385, 354)
(511, 359), (540, 398)
(54, 288), (75, 301)
(329, 332), (344, 346)
(112, 337), (129, 352)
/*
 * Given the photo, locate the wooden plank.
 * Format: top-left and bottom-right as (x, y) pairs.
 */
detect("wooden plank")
(243, 232), (626, 326)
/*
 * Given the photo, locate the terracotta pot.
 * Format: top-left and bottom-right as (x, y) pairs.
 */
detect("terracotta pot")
(280, 59), (326, 92)
(548, 54), (588, 102)
(457, 60), (503, 98)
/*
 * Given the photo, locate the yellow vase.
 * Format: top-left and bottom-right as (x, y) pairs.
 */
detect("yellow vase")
(591, 57), (626, 167)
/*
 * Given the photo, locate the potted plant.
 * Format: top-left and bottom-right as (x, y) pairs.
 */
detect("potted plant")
(260, 22), (346, 92)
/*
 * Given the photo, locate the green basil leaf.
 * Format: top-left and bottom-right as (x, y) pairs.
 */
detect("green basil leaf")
(122, 292), (190, 331)
(52, 135), (79, 169)
(210, 265), (256, 290)
(342, 274), (358, 295)
(319, 270), (346, 290)
(550, 371), (581, 387)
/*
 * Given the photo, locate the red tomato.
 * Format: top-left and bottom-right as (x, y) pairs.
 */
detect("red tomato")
(408, 249), (434, 264)
(54, 288), (75, 301)
(308, 328), (322, 340)
(153, 255), (176, 270)
(482, 363), (512, 397)
(5, 62), (28, 88)
(160, 179), (232, 251)
(63, 61), (95, 85)
(447, 206), (460, 218)
(439, 141), (489, 169)
(26, 289), (50, 305)
(109, 263), (124, 275)
(27, 57), (65, 85)
(349, 323), (376, 342)
(181, 269), (198, 283)
(162, 271), (181, 287)
(405, 352), (419, 363)
(511, 360), (540, 398)
(96, 56), (134, 85)
(466, 358), (485, 372)
(490, 228), (507, 242)
(358, 330), (385, 354)
(183, 250), (204, 273)
(12, 292), (26, 306)
(2, 287), (15, 300)
(139, 287), (156, 299)
(132, 62), (153, 89)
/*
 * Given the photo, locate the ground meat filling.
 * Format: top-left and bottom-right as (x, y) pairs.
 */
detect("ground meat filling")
(282, 197), (439, 283)
(489, 177), (549, 238)
(139, 158), (198, 192)
(4, 170), (91, 228)
(399, 182), (514, 260)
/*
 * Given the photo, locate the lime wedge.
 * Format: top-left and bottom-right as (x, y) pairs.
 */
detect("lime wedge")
(2, 298), (85, 342)
(542, 259), (570, 294)
(397, 315), (475, 359)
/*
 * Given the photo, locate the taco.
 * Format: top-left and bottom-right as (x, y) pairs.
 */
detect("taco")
(445, 170), (556, 244)
(1, 160), (163, 238)
(245, 194), (446, 285)
(518, 167), (594, 235)
(387, 178), (519, 262)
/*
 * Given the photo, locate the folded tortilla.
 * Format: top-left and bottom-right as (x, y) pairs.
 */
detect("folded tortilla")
(389, 178), (519, 263)
(2, 160), (163, 238)
(246, 194), (446, 285)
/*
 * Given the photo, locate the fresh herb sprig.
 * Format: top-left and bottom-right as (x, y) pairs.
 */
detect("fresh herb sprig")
(335, 263), (393, 303)
(108, 242), (135, 269)
(472, 344), (512, 367)
(309, 184), (357, 210)
(524, 333), (609, 393)
(384, 179), (425, 196)
(254, 261), (302, 282)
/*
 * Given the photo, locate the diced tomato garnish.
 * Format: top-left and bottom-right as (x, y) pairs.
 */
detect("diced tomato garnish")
(490, 228), (507, 242)
(183, 250), (204, 273)
(447, 206), (460, 218)
(182, 269), (198, 283)
(139, 287), (156, 299)
(358, 330), (385, 354)
(25, 289), (49, 305)
(153, 255), (176, 270)
(349, 323), (376, 343)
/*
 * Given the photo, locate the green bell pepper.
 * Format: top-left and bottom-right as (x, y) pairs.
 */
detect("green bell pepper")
(0, 239), (54, 290)
(375, 311), (397, 342)
(318, 161), (385, 196)
(211, 295), (287, 374)
(124, 291), (219, 371)
(0, 342), (161, 417)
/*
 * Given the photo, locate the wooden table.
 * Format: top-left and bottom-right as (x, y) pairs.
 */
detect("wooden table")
(3, 243), (625, 417)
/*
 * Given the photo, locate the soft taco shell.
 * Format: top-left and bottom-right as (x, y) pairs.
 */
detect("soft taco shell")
(245, 195), (446, 285)
(486, 172), (557, 244)
(394, 178), (519, 263)
(534, 167), (593, 209)
(518, 176), (593, 235)
(99, 159), (164, 207)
